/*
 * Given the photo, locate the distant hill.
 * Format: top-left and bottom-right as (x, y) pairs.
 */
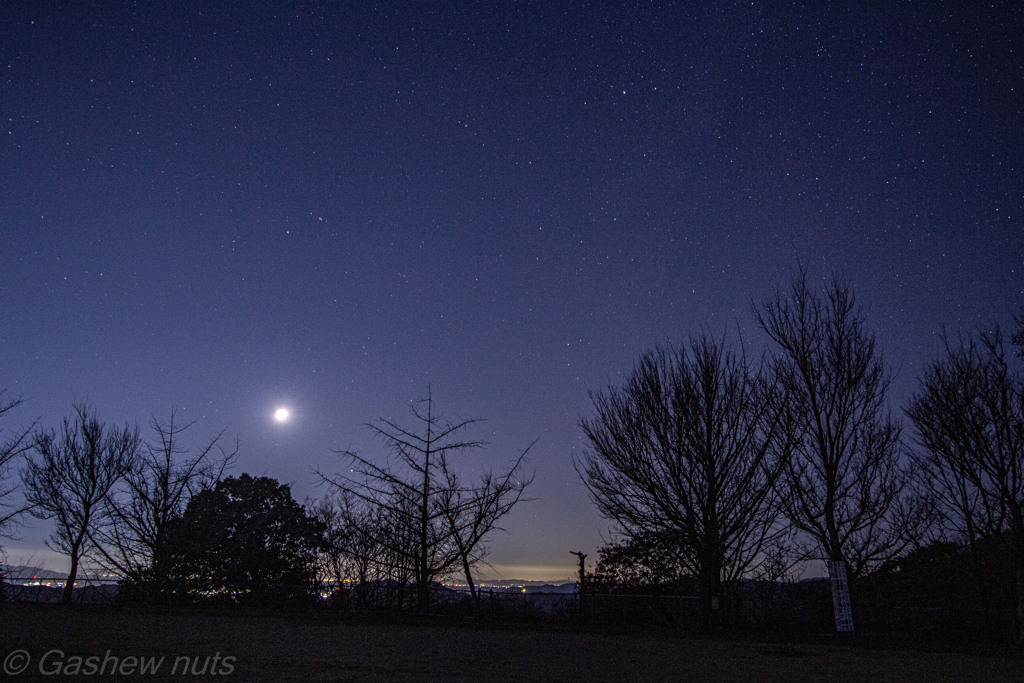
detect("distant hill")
(2, 566), (118, 582)
(523, 583), (575, 594)
(2, 565), (67, 581)
(471, 580), (576, 594)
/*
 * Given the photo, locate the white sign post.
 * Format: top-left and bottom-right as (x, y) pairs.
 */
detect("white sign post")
(828, 560), (855, 632)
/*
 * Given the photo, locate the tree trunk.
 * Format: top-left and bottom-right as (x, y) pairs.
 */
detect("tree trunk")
(153, 528), (171, 604)
(1014, 524), (1024, 647)
(966, 531), (992, 609)
(62, 549), (80, 605)
(461, 555), (478, 608)
(1015, 563), (1024, 647)
(699, 546), (722, 633)
(419, 423), (432, 613)
(357, 562), (368, 609)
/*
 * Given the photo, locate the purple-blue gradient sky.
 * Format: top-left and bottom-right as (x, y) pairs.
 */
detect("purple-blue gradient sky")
(2, 2), (1022, 581)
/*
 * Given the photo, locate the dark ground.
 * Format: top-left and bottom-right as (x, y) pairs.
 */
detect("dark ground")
(1, 604), (1020, 681)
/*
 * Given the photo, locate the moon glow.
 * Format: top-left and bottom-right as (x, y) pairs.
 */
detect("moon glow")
(274, 407), (291, 423)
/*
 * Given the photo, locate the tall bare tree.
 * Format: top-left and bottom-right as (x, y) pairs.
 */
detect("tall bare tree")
(756, 270), (908, 632)
(91, 411), (236, 601)
(319, 392), (533, 612)
(576, 334), (789, 630)
(0, 391), (33, 542)
(907, 322), (1024, 643)
(22, 404), (140, 603)
(438, 448), (534, 605)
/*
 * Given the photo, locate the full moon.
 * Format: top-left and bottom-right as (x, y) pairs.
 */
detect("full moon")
(274, 407), (290, 423)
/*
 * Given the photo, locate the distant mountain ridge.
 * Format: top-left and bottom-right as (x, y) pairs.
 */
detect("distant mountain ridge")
(2, 566), (116, 581)
(471, 580), (576, 594)
(1, 566), (577, 592)
(2, 565), (67, 580)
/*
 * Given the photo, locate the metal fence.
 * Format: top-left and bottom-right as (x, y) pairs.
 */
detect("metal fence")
(2, 574), (1016, 645)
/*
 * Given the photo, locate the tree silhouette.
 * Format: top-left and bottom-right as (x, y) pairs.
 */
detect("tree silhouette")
(92, 411), (236, 602)
(756, 270), (908, 632)
(586, 532), (693, 594)
(22, 404), (140, 603)
(166, 474), (325, 603)
(320, 392), (533, 612)
(577, 334), (788, 630)
(438, 447), (533, 606)
(0, 391), (32, 543)
(907, 321), (1024, 643)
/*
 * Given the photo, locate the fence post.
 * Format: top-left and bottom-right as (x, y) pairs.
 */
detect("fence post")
(570, 551), (587, 624)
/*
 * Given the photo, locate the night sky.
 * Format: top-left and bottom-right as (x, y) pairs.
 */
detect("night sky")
(2, 2), (1022, 581)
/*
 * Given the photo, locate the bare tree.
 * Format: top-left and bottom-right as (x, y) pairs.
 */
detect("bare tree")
(438, 447), (533, 605)
(576, 334), (789, 630)
(907, 323), (1024, 643)
(311, 495), (350, 589)
(0, 391), (33, 541)
(22, 404), (140, 603)
(91, 411), (236, 601)
(319, 392), (533, 612)
(906, 334), (1002, 606)
(312, 492), (402, 608)
(755, 270), (908, 632)
(374, 494), (421, 610)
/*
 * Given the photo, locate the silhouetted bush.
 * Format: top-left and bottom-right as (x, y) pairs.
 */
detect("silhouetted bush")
(159, 475), (326, 605)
